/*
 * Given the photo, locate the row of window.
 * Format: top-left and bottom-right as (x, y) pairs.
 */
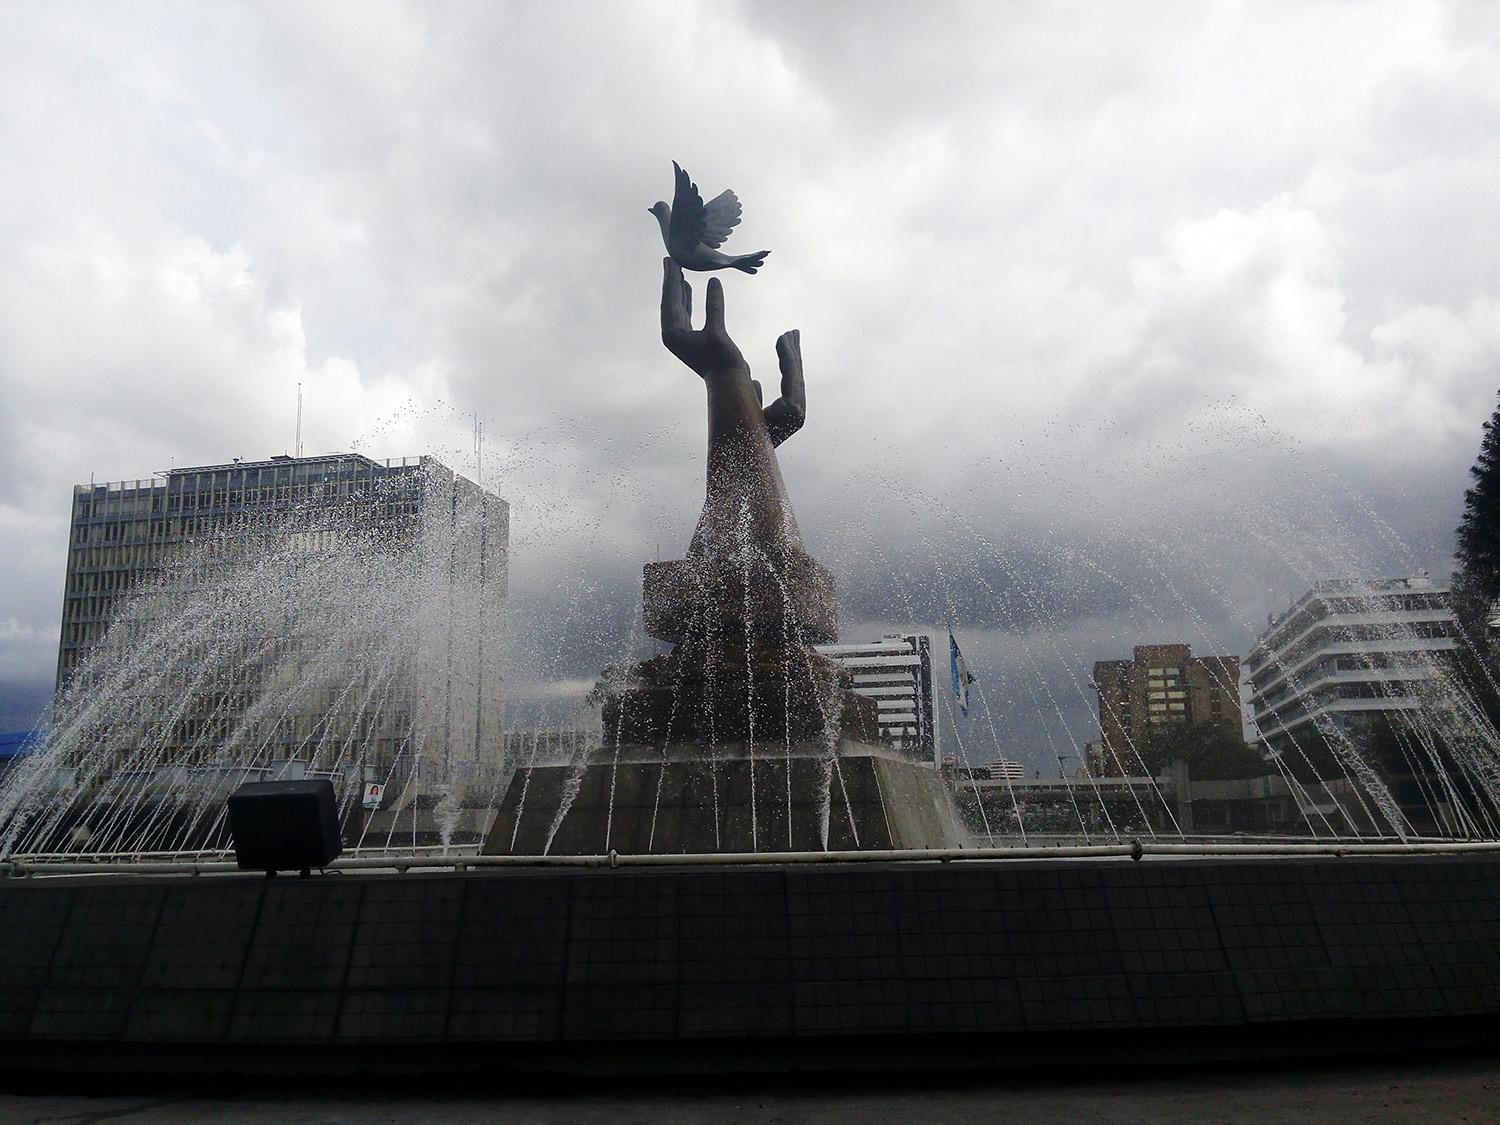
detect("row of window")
(73, 500), (423, 544)
(1265, 623), (1456, 677)
(66, 566), (148, 597)
(1264, 592), (1450, 649)
(1257, 651), (1443, 711)
(67, 544), (167, 570)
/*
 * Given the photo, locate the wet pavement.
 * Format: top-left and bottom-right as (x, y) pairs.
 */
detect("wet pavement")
(3, 1053), (1499, 1123)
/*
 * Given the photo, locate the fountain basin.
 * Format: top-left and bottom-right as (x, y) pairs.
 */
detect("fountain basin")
(2, 851), (1498, 1077)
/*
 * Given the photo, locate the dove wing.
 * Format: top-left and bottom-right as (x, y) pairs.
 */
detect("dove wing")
(667, 161), (709, 251)
(697, 189), (743, 249)
(668, 162), (744, 250)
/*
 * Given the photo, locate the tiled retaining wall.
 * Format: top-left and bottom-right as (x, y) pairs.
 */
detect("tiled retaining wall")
(1, 856), (1497, 1048)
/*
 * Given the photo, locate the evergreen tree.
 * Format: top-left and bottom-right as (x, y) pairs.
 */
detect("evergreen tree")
(1451, 391), (1500, 732)
(1456, 390), (1500, 598)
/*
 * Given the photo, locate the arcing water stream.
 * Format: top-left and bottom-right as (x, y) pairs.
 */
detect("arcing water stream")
(0, 459), (505, 858)
(6, 404), (1500, 856)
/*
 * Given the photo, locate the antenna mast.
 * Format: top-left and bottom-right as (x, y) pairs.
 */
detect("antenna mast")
(295, 382), (303, 459)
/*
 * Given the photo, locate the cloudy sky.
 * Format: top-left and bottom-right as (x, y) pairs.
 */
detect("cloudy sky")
(4, 1), (1500, 767)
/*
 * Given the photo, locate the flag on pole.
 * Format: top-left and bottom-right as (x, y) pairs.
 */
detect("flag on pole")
(949, 631), (976, 716)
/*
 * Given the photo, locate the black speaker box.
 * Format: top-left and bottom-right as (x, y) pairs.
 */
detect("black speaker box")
(227, 778), (343, 873)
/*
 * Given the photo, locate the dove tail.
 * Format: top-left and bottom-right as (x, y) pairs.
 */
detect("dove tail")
(732, 250), (770, 275)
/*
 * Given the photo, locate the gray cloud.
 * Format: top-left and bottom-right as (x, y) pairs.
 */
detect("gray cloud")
(2, 1), (1499, 771)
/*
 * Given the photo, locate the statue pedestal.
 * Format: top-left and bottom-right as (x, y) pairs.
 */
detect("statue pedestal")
(600, 644), (879, 746)
(481, 740), (967, 856)
(642, 553), (838, 645)
(612, 550), (864, 746)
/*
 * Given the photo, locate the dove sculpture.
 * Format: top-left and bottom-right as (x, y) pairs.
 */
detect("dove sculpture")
(649, 161), (770, 274)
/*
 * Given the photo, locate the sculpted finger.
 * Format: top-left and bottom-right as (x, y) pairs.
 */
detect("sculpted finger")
(661, 258), (689, 335)
(705, 277), (726, 334)
(775, 329), (805, 414)
(776, 329), (802, 376)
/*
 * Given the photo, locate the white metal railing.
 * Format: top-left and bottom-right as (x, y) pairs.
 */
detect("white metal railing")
(4, 839), (1500, 878)
(1246, 634), (1458, 705)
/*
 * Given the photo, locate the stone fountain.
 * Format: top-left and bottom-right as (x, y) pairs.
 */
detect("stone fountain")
(484, 255), (964, 854)
(2, 164), (1499, 1079)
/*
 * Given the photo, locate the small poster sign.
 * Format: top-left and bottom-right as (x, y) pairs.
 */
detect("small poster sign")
(362, 782), (383, 810)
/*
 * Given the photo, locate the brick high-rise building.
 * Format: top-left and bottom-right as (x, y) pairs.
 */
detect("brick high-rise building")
(1090, 644), (1242, 775)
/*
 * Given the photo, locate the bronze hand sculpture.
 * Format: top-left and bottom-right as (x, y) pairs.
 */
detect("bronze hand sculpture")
(602, 249), (866, 750)
(659, 259), (807, 562)
(660, 258), (803, 444)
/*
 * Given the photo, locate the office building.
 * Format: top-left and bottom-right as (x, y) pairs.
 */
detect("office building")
(54, 452), (508, 789)
(1091, 643), (1243, 772)
(1243, 576), (1458, 759)
(816, 633), (937, 761)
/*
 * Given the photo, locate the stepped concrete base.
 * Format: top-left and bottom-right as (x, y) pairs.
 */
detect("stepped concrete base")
(482, 740), (966, 855)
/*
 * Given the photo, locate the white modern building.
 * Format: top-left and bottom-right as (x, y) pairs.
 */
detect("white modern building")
(815, 633), (937, 762)
(1243, 576), (1458, 758)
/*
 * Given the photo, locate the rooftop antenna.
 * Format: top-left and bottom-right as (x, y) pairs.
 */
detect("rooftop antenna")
(295, 382), (303, 459)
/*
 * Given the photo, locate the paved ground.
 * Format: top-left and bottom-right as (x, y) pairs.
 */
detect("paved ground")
(3, 1054), (1499, 1124)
